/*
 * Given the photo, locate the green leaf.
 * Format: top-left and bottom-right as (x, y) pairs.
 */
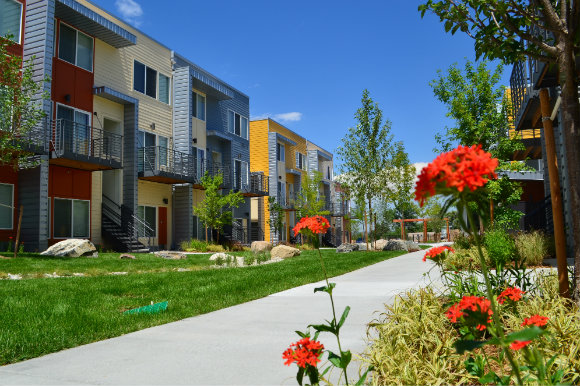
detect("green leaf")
(295, 330), (310, 338)
(338, 306), (350, 329)
(454, 338), (499, 354)
(314, 283), (336, 294)
(355, 365), (374, 386)
(479, 372), (500, 384)
(296, 367), (305, 386)
(327, 351), (342, 368)
(504, 326), (544, 343)
(340, 350), (352, 368)
(308, 323), (336, 334)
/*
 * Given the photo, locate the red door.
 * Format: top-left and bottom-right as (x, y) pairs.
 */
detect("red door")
(158, 207), (167, 247)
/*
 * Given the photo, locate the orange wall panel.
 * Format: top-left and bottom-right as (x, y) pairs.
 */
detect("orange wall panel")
(49, 166), (92, 200)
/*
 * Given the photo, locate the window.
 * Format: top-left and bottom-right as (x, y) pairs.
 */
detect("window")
(233, 160), (249, 189)
(58, 22), (93, 72)
(0, 0), (22, 44)
(137, 131), (168, 170)
(137, 205), (156, 237)
(227, 110), (249, 139)
(0, 183), (13, 229)
(53, 198), (89, 238)
(159, 74), (170, 104)
(56, 104), (91, 155)
(192, 91), (205, 121)
(133, 61), (163, 100)
(295, 152), (305, 170)
(276, 143), (285, 162)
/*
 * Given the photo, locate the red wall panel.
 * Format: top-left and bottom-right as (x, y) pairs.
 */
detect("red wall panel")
(49, 166), (92, 199)
(51, 58), (94, 113)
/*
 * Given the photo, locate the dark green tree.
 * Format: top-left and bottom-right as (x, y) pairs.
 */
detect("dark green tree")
(267, 196), (285, 244)
(295, 170), (330, 219)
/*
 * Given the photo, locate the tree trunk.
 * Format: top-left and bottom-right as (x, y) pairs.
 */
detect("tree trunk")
(368, 198), (373, 250)
(558, 42), (580, 301)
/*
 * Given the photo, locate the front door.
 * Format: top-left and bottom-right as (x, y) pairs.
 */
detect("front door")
(158, 207), (167, 247)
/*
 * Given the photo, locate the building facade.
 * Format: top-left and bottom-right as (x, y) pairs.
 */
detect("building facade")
(249, 118), (349, 245)
(0, 0), (267, 252)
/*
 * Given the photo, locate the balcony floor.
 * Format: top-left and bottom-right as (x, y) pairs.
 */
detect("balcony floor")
(138, 171), (195, 185)
(50, 152), (121, 171)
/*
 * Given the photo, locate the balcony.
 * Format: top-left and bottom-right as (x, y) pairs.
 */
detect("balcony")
(237, 172), (269, 197)
(330, 202), (350, 217)
(2, 117), (50, 156)
(510, 61), (539, 131)
(50, 119), (123, 170)
(138, 146), (196, 184)
(510, 126), (543, 160)
(205, 161), (232, 188)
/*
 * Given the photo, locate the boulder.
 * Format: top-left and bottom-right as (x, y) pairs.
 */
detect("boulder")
(271, 245), (301, 259)
(384, 239), (407, 251)
(356, 243), (367, 251)
(251, 241), (273, 253)
(373, 239), (388, 251)
(209, 252), (234, 261)
(405, 241), (421, 252)
(40, 239), (98, 258)
(336, 243), (359, 253)
(120, 253), (136, 259)
(155, 251), (186, 260)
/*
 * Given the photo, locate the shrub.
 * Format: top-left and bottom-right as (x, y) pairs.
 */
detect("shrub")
(514, 231), (549, 266)
(443, 246), (490, 271)
(255, 252), (270, 264)
(453, 232), (474, 250)
(206, 244), (225, 253)
(180, 239), (208, 252)
(483, 228), (515, 269)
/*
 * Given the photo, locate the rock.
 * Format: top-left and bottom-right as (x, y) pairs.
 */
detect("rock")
(209, 252), (234, 261)
(251, 241), (273, 253)
(373, 239), (388, 251)
(336, 243), (359, 253)
(120, 253), (136, 259)
(40, 239), (98, 258)
(384, 239), (407, 251)
(154, 251), (186, 260)
(405, 241), (421, 252)
(271, 245), (301, 259)
(7, 273), (22, 280)
(356, 243), (367, 251)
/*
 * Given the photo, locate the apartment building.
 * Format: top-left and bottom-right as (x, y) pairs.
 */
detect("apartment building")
(509, 41), (579, 255)
(0, 0), (267, 252)
(249, 118), (349, 244)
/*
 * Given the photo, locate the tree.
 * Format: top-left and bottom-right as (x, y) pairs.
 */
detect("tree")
(419, 0), (580, 299)
(193, 172), (244, 243)
(337, 89), (396, 250)
(267, 196), (285, 244)
(295, 170), (330, 219)
(0, 36), (47, 169)
(430, 60), (526, 229)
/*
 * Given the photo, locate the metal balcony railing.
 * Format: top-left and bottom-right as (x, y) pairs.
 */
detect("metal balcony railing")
(3, 116), (50, 154)
(235, 172), (269, 195)
(510, 60), (532, 126)
(330, 202), (350, 217)
(52, 118), (122, 163)
(206, 161), (231, 187)
(138, 146), (194, 178)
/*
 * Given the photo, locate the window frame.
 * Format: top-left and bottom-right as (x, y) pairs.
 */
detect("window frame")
(277, 143), (285, 162)
(295, 152), (305, 170)
(133, 60), (169, 103)
(227, 109), (249, 140)
(158, 73), (171, 104)
(52, 197), (90, 239)
(0, 183), (14, 230)
(58, 21), (94, 72)
(0, 0), (23, 44)
(137, 205), (157, 238)
(192, 91), (206, 121)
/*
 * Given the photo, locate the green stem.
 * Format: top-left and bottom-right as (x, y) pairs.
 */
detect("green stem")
(464, 200), (523, 385)
(316, 247), (349, 385)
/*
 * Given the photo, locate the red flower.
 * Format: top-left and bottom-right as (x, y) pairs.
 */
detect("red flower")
(521, 315), (549, 328)
(510, 340), (532, 350)
(414, 145), (498, 206)
(422, 245), (455, 262)
(282, 337), (324, 368)
(446, 296), (493, 331)
(497, 287), (525, 304)
(293, 216), (330, 237)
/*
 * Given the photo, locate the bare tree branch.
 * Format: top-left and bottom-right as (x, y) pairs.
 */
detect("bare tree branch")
(537, 0), (566, 31)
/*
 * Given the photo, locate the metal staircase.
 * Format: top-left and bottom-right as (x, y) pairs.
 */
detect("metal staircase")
(101, 195), (153, 253)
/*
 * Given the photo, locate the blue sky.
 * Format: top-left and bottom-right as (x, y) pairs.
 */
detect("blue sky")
(92, 0), (510, 168)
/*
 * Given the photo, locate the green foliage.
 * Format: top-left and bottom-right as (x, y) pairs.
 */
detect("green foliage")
(514, 231), (550, 266)
(0, 36), (49, 169)
(267, 196), (285, 242)
(484, 228), (516, 270)
(180, 239), (209, 252)
(453, 233), (475, 250)
(193, 172), (244, 241)
(294, 170), (329, 219)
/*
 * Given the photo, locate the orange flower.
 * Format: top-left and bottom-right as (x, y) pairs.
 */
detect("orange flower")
(422, 245), (454, 262)
(282, 337), (324, 368)
(497, 287), (525, 304)
(414, 145), (498, 206)
(293, 216), (330, 237)
(445, 303), (463, 323)
(510, 340), (531, 350)
(521, 315), (549, 328)
(446, 296), (493, 331)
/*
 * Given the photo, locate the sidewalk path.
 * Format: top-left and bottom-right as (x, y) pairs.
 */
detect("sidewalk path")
(0, 246), (443, 385)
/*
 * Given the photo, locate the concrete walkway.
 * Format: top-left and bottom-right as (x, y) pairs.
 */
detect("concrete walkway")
(0, 246), (442, 385)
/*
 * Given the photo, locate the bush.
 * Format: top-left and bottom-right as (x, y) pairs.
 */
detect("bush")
(207, 244), (225, 253)
(453, 232), (474, 250)
(483, 228), (515, 269)
(443, 246), (490, 271)
(514, 231), (549, 266)
(180, 239), (208, 252)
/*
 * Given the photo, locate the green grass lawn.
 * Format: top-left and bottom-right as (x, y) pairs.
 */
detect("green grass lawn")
(0, 249), (405, 365)
(0, 252), (213, 278)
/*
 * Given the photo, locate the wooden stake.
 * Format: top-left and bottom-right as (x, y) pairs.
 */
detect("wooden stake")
(446, 219), (450, 242)
(364, 210), (368, 251)
(540, 88), (570, 298)
(423, 221), (428, 243)
(14, 205), (23, 258)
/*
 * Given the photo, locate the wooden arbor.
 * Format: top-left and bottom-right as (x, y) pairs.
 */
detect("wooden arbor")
(393, 218), (450, 242)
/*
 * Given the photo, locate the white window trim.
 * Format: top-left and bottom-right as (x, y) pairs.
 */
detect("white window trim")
(158, 73), (171, 105)
(58, 21), (94, 72)
(228, 109), (249, 140)
(52, 197), (91, 239)
(0, 183), (14, 229)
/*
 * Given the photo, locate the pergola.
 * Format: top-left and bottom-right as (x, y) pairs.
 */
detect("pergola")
(393, 218), (450, 242)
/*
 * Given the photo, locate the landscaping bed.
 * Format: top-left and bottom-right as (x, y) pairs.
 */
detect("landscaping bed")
(0, 249), (405, 365)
